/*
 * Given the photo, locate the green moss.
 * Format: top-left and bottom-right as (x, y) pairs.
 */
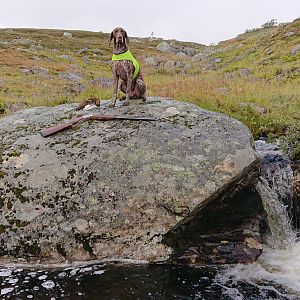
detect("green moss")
(11, 186), (27, 202)
(68, 168), (76, 178)
(0, 170), (6, 178)
(72, 140), (81, 147)
(97, 180), (106, 190)
(7, 150), (21, 157)
(23, 241), (41, 256)
(8, 219), (30, 228)
(6, 200), (12, 210)
(0, 103), (5, 114)
(0, 225), (7, 234)
(14, 171), (25, 178)
(74, 233), (93, 254)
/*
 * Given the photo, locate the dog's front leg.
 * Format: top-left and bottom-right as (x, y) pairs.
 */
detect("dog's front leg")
(109, 73), (119, 108)
(123, 74), (132, 106)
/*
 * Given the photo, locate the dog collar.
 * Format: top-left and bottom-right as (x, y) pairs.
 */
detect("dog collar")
(112, 50), (140, 80)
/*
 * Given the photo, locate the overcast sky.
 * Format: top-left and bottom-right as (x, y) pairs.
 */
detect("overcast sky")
(0, 0), (299, 44)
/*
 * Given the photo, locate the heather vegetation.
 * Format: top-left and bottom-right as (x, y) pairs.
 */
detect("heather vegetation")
(0, 18), (299, 157)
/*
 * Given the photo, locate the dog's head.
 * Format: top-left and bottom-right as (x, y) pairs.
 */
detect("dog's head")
(109, 27), (129, 50)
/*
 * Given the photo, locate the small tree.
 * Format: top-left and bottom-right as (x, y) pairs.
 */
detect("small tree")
(261, 19), (278, 29)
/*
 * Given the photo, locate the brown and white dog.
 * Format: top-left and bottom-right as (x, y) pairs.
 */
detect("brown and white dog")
(109, 27), (146, 107)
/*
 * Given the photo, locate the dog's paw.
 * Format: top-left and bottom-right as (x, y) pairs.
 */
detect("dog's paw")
(122, 100), (129, 106)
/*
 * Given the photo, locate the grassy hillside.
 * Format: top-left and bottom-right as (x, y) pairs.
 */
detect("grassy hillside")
(0, 20), (299, 158)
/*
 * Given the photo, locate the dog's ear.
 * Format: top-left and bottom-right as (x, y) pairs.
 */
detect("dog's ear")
(124, 31), (129, 47)
(109, 31), (114, 46)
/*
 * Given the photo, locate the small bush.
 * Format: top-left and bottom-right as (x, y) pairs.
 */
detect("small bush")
(261, 19), (278, 29)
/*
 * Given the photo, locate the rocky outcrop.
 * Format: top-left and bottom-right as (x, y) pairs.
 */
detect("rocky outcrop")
(157, 42), (196, 57)
(63, 32), (72, 38)
(291, 44), (300, 55)
(0, 97), (260, 264)
(143, 57), (161, 67)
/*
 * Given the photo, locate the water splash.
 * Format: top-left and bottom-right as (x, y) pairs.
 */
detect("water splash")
(255, 140), (297, 249)
(215, 141), (300, 297)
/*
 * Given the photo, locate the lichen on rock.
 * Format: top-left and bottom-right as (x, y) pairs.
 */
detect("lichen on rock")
(0, 97), (260, 264)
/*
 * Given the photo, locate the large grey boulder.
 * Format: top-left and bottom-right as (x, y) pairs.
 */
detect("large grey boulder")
(0, 97), (258, 264)
(143, 56), (161, 67)
(157, 41), (179, 54)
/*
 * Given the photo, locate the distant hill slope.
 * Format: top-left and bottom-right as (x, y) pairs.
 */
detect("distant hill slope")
(0, 19), (299, 83)
(211, 18), (300, 79)
(0, 20), (299, 158)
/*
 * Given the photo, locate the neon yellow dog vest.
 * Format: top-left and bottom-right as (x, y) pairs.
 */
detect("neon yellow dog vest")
(112, 50), (140, 80)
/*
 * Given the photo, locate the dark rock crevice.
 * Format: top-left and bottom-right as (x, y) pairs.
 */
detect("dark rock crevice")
(163, 160), (266, 265)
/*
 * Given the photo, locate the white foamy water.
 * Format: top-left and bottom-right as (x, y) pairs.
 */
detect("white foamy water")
(41, 280), (55, 289)
(256, 173), (297, 249)
(256, 140), (297, 250)
(218, 140), (300, 297)
(1, 287), (14, 296)
(218, 242), (300, 297)
(0, 270), (12, 277)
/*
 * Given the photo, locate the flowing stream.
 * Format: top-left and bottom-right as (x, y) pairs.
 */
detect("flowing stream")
(0, 140), (299, 299)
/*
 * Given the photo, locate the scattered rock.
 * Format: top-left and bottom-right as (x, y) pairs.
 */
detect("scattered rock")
(164, 61), (186, 71)
(10, 38), (34, 46)
(275, 73), (285, 81)
(181, 47), (196, 57)
(59, 72), (83, 82)
(240, 68), (251, 77)
(182, 64), (192, 73)
(20, 68), (32, 75)
(169, 42), (196, 56)
(192, 47), (217, 61)
(224, 72), (235, 80)
(20, 67), (49, 76)
(59, 55), (74, 62)
(30, 44), (44, 51)
(267, 49), (274, 55)
(215, 87), (229, 94)
(240, 102), (267, 114)
(165, 60), (176, 68)
(284, 31), (295, 37)
(192, 53), (206, 61)
(143, 57), (160, 67)
(0, 79), (5, 86)
(78, 48), (89, 55)
(63, 32), (73, 38)
(157, 41), (179, 54)
(67, 82), (85, 95)
(214, 58), (222, 63)
(291, 44), (300, 55)
(77, 48), (104, 56)
(90, 77), (113, 89)
(176, 52), (187, 57)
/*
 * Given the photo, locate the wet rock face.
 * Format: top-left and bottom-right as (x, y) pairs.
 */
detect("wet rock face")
(165, 185), (266, 265)
(0, 97), (258, 263)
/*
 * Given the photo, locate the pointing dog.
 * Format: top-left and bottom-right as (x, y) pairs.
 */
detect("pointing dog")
(109, 27), (146, 107)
